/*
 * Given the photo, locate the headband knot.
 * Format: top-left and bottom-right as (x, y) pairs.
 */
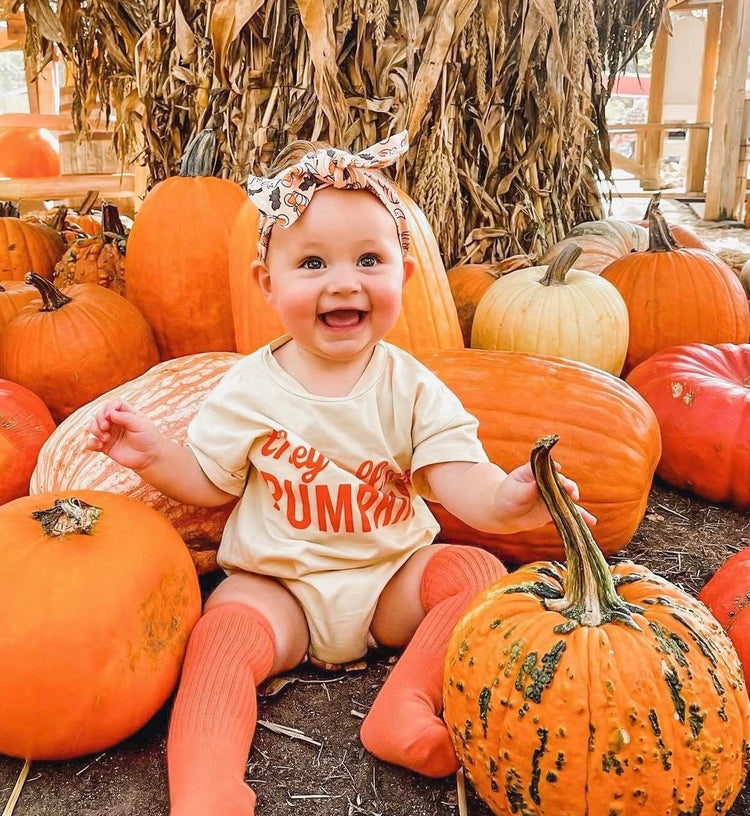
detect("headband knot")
(246, 131), (410, 262)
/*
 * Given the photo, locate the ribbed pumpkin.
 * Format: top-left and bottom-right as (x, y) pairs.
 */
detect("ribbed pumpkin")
(125, 131), (246, 359)
(0, 129), (60, 178)
(228, 185), (463, 355)
(0, 201), (65, 281)
(0, 274), (159, 422)
(0, 279), (38, 333)
(639, 193), (710, 251)
(31, 351), (241, 574)
(541, 218), (648, 274)
(626, 342), (750, 509)
(420, 349), (661, 562)
(447, 255), (532, 347)
(602, 209), (750, 374)
(0, 379), (55, 505)
(471, 245), (629, 376)
(53, 202), (127, 295)
(444, 435), (750, 816)
(699, 548), (750, 688)
(0, 490), (201, 759)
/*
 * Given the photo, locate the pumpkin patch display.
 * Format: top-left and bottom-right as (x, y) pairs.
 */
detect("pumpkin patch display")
(30, 351), (241, 574)
(229, 185), (464, 355)
(699, 547), (750, 689)
(125, 130), (247, 360)
(444, 435), (750, 816)
(447, 255), (532, 347)
(626, 342), (750, 509)
(0, 379), (55, 505)
(0, 273), (159, 422)
(0, 490), (201, 760)
(0, 201), (65, 281)
(541, 217), (648, 274)
(602, 209), (750, 374)
(470, 245), (629, 376)
(420, 348), (661, 562)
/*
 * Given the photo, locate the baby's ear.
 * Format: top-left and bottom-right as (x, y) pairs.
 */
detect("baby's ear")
(402, 254), (417, 286)
(251, 260), (273, 301)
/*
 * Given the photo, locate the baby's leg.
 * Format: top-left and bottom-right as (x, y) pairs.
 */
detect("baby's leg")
(361, 544), (505, 777)
(168, 572), (309, 816)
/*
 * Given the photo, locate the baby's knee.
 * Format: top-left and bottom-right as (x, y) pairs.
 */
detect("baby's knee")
(420, 545), (506, 611)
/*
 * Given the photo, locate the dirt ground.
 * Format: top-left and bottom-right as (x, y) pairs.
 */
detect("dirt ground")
(1, 202), (749, 816)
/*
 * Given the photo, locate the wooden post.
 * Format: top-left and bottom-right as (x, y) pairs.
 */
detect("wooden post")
(705, 0), (750, 220)
(685, 4), (721, 194)
(24, 55), (56, 116)
(642, 22), (670, 189)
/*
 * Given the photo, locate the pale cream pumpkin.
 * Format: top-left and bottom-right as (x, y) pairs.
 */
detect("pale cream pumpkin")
(471, 244), (630, 376)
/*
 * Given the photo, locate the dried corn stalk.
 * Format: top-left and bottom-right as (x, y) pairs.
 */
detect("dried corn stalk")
(12, 0), (667, 264)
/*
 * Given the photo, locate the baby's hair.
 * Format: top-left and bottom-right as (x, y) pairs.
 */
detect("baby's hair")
(267, 139), (391, 186)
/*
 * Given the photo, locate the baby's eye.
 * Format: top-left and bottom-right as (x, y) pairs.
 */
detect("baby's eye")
(359, 254), (379, 268)
(301, 257), (324, 270)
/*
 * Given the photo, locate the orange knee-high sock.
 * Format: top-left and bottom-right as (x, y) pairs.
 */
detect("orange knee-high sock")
(360, 546), (505, 778)
(167, 602), (276, 816)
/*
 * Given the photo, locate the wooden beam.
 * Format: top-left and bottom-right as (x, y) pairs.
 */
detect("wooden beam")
(0, 113), (113, 132)
(642, 22), (670, 189)
(686, 4), (721, 194)
(0, 174), (134, 200)
(705, 0), (750, 220)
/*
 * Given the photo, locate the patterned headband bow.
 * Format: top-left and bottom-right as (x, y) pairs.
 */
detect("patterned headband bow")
(246, 131), (410, 262)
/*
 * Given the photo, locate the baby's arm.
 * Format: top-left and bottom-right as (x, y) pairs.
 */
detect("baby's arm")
(421, 459), (595, 535)
(86, 399), (235, 507)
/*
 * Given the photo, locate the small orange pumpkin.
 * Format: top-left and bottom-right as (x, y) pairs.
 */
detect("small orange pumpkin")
(0, 279), (38, 333)
(0, 201), (66, 281)
(0, 129), (60, 178)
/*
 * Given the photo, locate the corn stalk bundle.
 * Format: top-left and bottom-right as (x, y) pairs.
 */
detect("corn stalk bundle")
(11, 0), (666, 264)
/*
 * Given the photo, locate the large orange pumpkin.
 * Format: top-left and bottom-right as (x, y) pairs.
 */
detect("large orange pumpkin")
(626, 342), (750, 509)
(0, 490), (201, 759)
(0, 274), (159, 422)
(420, 349), (661, 562)
(602, 209), (750, 374)
(0, 379), (55, 505)
(125, 131), (247, 360)
(444, 436), (750, 816)
(0, 202), (65, 281)
(0, 279), (38, 333)
(228, 188), (463, 355)
(0, 129), (60, 178)
(31, 351), (241, 574)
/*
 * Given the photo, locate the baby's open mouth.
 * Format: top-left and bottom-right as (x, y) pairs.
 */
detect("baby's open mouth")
(319, 309), (366, 328)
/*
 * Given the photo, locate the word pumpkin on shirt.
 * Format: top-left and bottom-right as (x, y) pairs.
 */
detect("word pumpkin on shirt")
(257, 428), (414, 534)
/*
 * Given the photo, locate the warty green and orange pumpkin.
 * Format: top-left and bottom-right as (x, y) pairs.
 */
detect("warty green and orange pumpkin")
(626, 342), (750, 510)
(443, 435), (750, 816)
(0, 273), (159, 422)
(420, 349), (661, 562)
(125, 130), (247, 359)
(31, 351), (242, 574)
(0, 201), (65, 281)
(0, 490), (201, 759)
(470, 245), (629, 376)
(602, 209), (750, 374)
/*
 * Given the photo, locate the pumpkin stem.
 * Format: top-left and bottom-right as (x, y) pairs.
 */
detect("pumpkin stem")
(0, 201), (20, 218)
(643, 192), (661, 221)
(24, 272), (73, 311)
(31, 497), (102, 537)
(77, 189), (99, 215)
(49, 205), (68, 232)
(491, 254), (534, 279)
(530, 435), (640, 629)
(539, 244), (583, 286)
(101, 201), (126, 239)
(648, 207), (682, 252)
(180, 130), (219, 178)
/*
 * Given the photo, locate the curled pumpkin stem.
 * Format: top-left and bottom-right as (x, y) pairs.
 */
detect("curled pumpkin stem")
(24, 272), (72, 311)
(539, 243), (583, 286)
(31, 498), (102, 537)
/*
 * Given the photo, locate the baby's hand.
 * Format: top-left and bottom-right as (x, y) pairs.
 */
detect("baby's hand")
(86, 399), (162, 471)
(495, 461), (597, 532)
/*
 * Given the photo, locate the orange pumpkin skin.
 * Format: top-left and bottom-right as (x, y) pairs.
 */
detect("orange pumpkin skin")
(699, 548), (750, 688)
(0, 379), (55, 505)
(0, 278), (159, 422)
(420, 349), (661, 562)
(0, 217), (65, 280)
(0, 280), (38, 332)
(31, 352), (241, 573)
(228, 191), (464, 355)
(444, 561), (750, 816)
(0, 490), (201, 759)
(0, 129), (60, 178)
(125, 176), (247, 360)
(626, 343), (750, 509)
(601, 213), (750, 374)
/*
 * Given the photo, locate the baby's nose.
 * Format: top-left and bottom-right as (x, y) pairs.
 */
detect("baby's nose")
(326, 267), (362, 292)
